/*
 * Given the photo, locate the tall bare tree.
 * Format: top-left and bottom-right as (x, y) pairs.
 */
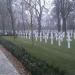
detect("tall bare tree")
(34, 0), (45, 35)
(54, 0), (73, 32)
(55, 0), (61, 32)
(7, 0), (15, 35)
(21, 0), (26, 32)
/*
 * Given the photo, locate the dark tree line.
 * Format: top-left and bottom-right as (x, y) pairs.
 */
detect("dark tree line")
(55, 0), (74, 32)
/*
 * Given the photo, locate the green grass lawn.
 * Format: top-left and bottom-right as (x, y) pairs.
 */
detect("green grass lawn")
(2, 36), (75, 75)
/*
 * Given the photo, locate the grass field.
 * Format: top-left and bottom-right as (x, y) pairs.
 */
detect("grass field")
(2, 36), (75, 75)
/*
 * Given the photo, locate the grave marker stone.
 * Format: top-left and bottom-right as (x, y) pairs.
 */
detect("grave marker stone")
(35, 32), (38, 41)
(51, 32), (53, 45)
(40, 32), (42, 42)
(66, 32), (72, 48)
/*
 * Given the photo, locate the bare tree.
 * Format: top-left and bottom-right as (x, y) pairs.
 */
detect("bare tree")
(55, 0), (61, 32)
(34, 0), (45, 35)
(21, 0), (26, 32)
(60, 0), (72, 32)
(7, 0), (15, 35)
(54, 0), (73, 32)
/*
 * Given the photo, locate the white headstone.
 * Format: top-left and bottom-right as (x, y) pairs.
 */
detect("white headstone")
(20, 31), (23, 37)
(66, 32), (72, 48)
(5, 32), (7, 35)
(35, 32), (38, 41)
(40, 33), (42, 42)
(58, 35), (61, 46)
(60, 33), (64, 42)
(74, 32), (75, 39)
(28, 32), (31, 39)
(55, 32), (58, 41)
(44, 33), (49, 43)
(26, 32), (28, 39)
(62, 32), (65, 38)
(51, 32), (53, 45)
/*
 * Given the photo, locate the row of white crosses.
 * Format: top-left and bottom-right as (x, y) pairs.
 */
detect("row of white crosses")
(25, 31), (72, 49)
(50, 31), (72, 48)
(18, 30), (75, 49)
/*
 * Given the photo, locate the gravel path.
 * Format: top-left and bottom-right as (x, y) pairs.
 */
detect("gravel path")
(0, 50), (20, 75)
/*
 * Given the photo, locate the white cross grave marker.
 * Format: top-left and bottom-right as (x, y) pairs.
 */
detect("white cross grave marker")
(29, 32), (31, 39)
(44, 33), (49, 43)
(25, 32), (28, 39)
(55, 32), (58, 41)
(66, 32), (72, 48)
(58, 35), (61, 46)
(51, 32), (53, 45)
(40, 32), (42, 42)
(35, 32), (38, 41)
(74, 32), (75, 39)
(20, 31), (23, 37)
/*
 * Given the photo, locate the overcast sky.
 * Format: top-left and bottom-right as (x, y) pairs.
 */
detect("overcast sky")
(41, 0), (54, 9)
(13, 0), (54, 9)
(13, 0), (54, 15)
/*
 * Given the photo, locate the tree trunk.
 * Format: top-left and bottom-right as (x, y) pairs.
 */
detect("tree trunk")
(57, 15), (61, 32)
(22, 2), (25, 32)
(1, 15), (5, 35)
(7, 0), (15, 36)
(30, 13), (34, 47)
(38, 16), (41, 36)
(62, 17), (66, 33)
(56, 0), (61, 32)
(10, 11), (15, 36)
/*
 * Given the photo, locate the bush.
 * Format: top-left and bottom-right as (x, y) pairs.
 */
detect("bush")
(0, 38), (66, 75)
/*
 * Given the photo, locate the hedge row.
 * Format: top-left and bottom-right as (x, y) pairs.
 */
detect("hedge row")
(0, 38), (66, 75)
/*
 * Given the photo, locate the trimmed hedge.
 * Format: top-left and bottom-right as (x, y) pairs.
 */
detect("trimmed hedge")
(0, 38), (66, 75)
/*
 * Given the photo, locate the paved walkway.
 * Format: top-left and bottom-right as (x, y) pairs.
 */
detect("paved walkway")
(0, 50), (20, 75)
